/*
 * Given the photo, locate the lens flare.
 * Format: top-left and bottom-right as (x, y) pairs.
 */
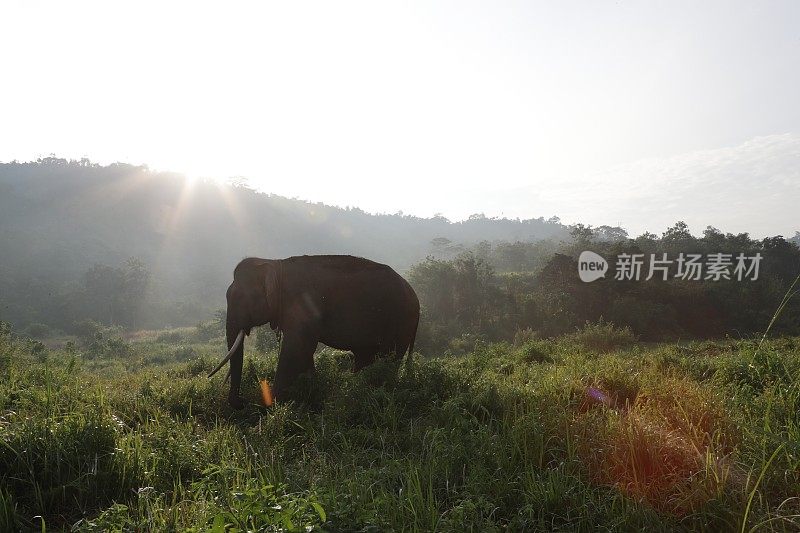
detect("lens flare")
(260, 379), (274, 407)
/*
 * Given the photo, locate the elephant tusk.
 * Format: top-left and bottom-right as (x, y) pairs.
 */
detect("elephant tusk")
(208, 329), (245, 378)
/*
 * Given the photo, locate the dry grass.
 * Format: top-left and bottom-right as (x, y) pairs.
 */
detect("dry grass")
(577, 377), (736, 515)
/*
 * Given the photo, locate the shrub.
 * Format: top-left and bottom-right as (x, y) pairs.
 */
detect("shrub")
(0, 322), (14, 372)
(156, 330), (184, 343)
(72, 319), (122, 343)
(568, 319), (636, 353)
(513, 327), (539, 346)
(23, 322), (50, 339)
(518, 340), (554, 364)
(195, 321), (220, 342)
(173, 345), (197, 362)
(27, 340), (47, 362)
(447, 333), (487, 355)
(106, 336), (132, 357)
(197, 481), (326, 532)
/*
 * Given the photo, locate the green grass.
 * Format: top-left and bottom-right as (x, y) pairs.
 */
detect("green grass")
(1, 327), (799, 531)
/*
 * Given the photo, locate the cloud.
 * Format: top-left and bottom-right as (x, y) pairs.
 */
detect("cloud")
(538, 133), (800, 237)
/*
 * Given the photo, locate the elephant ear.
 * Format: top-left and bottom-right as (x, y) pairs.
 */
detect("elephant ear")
(263, 261), (281, 324)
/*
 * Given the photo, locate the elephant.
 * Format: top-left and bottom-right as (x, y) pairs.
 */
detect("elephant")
(209, 255), (420, 408)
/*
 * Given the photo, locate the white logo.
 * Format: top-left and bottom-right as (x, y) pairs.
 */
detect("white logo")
(578, 251), (608, 282)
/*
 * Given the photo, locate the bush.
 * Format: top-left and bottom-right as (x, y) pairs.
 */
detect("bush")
(0, 322), (13, 372)
(195, 321), (220, 342)
(23, 322), (50, 339)
(72, 320), (122, 343)
(173, 345), (196, 362)
(156, 330), (185, 343)
(518, 340), (554, 364)
(513, 327), (539, 346)
(106, 337), (132, 357)
(568, 319), (636, 353)
(447, 333), (487, 355)
(72, 320), (130, 358)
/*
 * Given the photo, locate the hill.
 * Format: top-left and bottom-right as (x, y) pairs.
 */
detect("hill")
(0, 158), (568, 328)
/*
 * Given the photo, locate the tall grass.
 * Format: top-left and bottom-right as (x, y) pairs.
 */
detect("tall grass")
(755, 272), (800, 357)
(0, 326), (798, 531)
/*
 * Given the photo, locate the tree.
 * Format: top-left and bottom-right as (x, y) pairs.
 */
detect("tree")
(570, 224), (595, 245)
(121, 257), (150, 329)
(78, 258), (150, 328)
(429, 237), (464, 259)
(594, 225), (629, 242)
(662, 221), (692, 241)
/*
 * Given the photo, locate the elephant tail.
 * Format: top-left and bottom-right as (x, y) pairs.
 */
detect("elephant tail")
(407, 311), (419, 357)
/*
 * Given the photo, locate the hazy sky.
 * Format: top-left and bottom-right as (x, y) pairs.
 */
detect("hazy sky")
(1, 1), (798, 237)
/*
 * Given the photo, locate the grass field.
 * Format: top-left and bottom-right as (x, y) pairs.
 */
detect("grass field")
(1, 323), (799, 531)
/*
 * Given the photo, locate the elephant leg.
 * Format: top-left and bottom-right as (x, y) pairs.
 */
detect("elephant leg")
(352, 349), (377, 372)
(273, 329), (317, 400)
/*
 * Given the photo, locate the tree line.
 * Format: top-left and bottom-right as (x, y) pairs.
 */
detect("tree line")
(410, 222), (800, 353)
(1, 159), (798, 345)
